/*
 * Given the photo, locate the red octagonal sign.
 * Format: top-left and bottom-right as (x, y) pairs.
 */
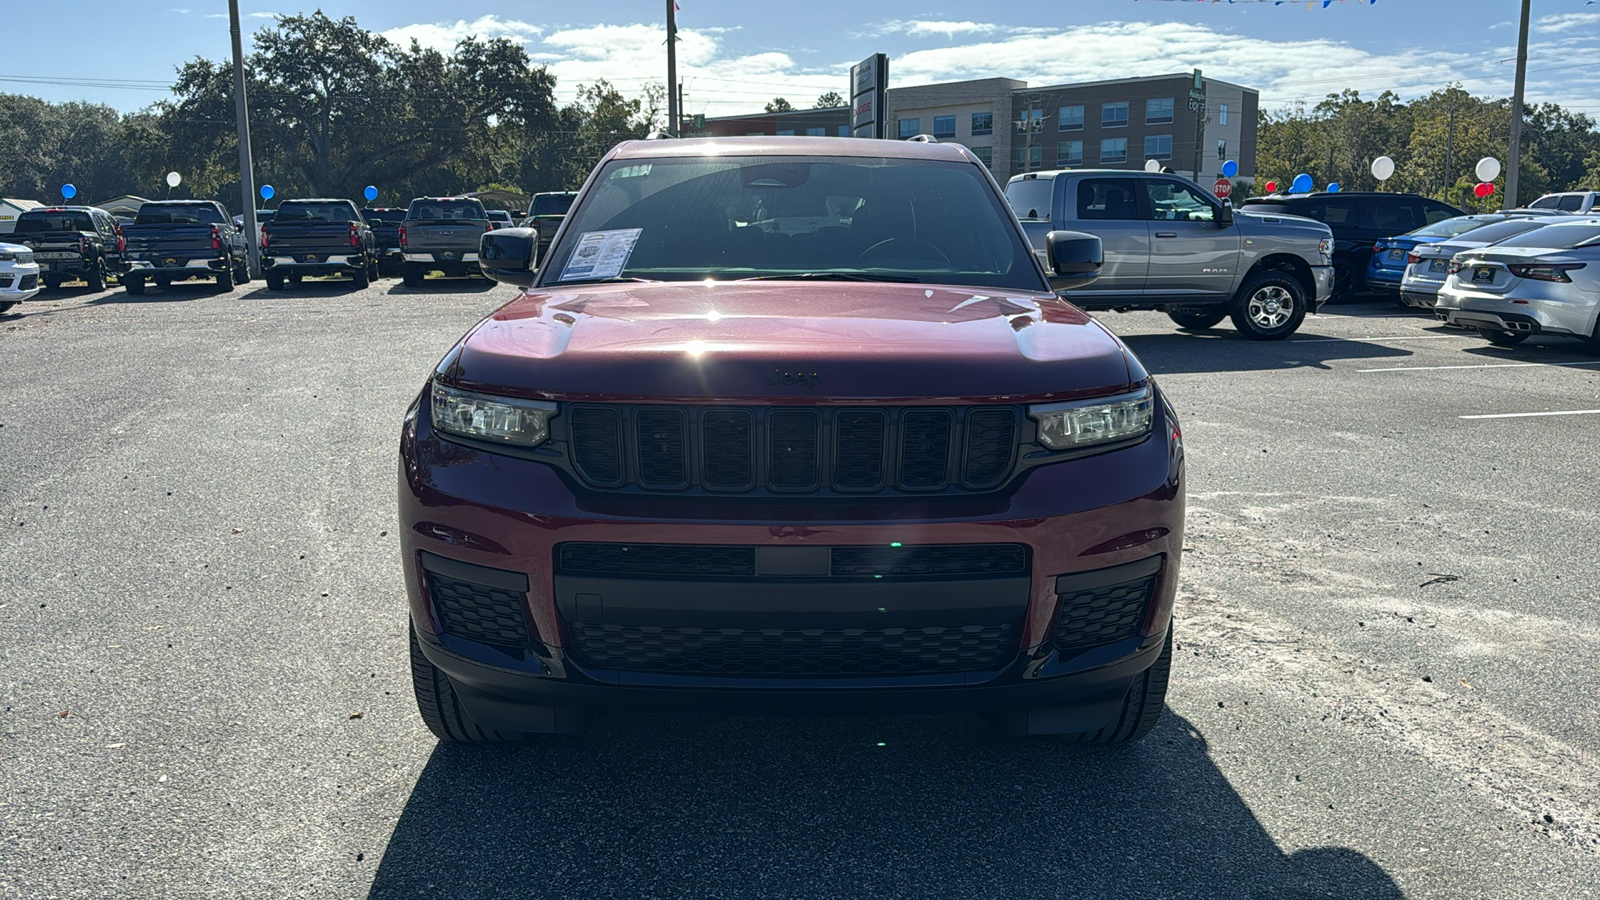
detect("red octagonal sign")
(1213, 177), (1233, 199)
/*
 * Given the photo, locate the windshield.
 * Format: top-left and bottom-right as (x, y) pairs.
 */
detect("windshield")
(274, 202), (358, 222)
(1488, 222), (1600, 250)
(407, 199), (487, 221)
(540, 155), (1041, 289)
(531, 194), (575, 217)
(362, 209), (402, 224)
(15, 212), (94, 233)
(136, 204), (225, 226)
(1410, 217), (1500, 239)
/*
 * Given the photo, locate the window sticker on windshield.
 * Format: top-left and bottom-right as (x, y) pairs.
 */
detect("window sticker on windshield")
(559, 228), (642, 282)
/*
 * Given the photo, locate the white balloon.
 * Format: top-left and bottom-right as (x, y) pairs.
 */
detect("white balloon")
(1145, 159), (1161, 172)
(1371, 156), (1395, 181)
(1475, 157), (1501, 182)
(166, 171), (182, 187)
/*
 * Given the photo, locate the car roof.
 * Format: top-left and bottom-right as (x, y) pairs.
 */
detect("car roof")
(279, 198), (353, 203)
(1241, 192), (1434, 201)
(608, 135), (977, 163)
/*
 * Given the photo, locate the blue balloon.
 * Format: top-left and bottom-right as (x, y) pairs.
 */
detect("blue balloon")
(260, 184), (275, 200)
(364, 185), (378, 202)
(1221, 159), (1239, 179)
(1291, 173), (1314, 193)
(1327, 182), (1342, 193)
(61, 183), (77, 199)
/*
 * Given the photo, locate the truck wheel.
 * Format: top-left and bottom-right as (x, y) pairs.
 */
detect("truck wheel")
(1478, 327), (1529, 346)
(215, 266), (235, 291)
(353, 260), (371, 289)
(1166, 307), (1228, 331)
(1230, 272), (1307, 341)
(86, 260), (107, 292)
(235, 263), (251, 285)
(265, 272), (284, 291)
(1055, 629), (1172, 744)
(403, 264), (424, 287)
(409, 625), (527, 743)
(154, 275), (172, 287)
(123, 275), (146, 295)
(43, 275), (62, 291)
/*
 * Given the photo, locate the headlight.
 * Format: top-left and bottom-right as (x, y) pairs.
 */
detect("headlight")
(0, 252), (15, 262)
(1319, 238), (1334, 261)
(1028, 387), (1153, 451)
(430, 382), (556, 447)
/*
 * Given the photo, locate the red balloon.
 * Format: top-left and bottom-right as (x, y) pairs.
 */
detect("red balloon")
(1474, 182), (1494, 198)
(1265, 181), (1278, 192)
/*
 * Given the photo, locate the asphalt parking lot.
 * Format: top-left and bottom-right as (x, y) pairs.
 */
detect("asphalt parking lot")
(2, 278), (1597, 899)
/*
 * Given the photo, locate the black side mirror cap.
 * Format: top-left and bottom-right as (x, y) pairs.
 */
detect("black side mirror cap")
(1045, 230), (1103, 292)
(479, 227), (540, 289)
(1216, 203), (1234, 227)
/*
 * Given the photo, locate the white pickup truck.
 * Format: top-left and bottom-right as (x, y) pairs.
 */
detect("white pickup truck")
(1007, 170), (1335, 339)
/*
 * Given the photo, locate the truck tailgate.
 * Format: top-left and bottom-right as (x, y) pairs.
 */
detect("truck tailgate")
(404, 222), (486, 252)
(123, 226), (216, 255)
(265, 223), (357, 254)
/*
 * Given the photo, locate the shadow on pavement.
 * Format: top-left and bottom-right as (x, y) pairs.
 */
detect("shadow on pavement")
(1116, 329), (1414, 374)
(384, 278), (498, 296)
(368, 712), (1400, 899)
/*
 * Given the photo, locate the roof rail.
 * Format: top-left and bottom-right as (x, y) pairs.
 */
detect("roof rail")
(644, 131), (674, 140)
(904, 133), (939, 143)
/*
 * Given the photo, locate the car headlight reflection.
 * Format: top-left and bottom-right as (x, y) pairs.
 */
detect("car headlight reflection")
(1028, 387), (1153, 451)
(430, 382), (556, 447)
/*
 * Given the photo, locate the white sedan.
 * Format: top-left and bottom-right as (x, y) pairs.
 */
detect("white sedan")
(0, 241), (42, 312)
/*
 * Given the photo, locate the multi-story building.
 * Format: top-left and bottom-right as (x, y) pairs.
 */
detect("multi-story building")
(700, 106), (852, 138)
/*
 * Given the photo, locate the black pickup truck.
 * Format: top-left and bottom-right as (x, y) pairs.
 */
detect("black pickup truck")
(10, 206), (122, 291)
(399, 196), (491, 286)
(261, 199), (377, 290)
(360, 207), (406, 275)
(120, 201), (250, 294)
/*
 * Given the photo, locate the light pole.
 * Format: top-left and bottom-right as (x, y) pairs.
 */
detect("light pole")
(1505, 0), (1531, 209)
(229, 0), (261, 279)
(666, 1), (678, 137)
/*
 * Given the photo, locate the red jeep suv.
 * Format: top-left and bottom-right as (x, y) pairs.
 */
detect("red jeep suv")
(399, 137), (1184, 742)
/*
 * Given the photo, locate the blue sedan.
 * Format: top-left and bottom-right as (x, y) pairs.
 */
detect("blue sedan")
(1368, 211), (1566, 301)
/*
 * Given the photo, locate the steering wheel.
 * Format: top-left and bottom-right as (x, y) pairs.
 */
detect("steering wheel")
(857, 238), (953, 266)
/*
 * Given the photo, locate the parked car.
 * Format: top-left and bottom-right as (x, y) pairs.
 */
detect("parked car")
(119, 201), (250, 293)
(1528, 191), (1598, 214)
(1438, 217), (1600, 346)
(404, 136), (1183, 744)
(1367, 210), (1567, 301)
(232, 209), (276, 249)
(486, 209), (515, 229)
(260, 198), (377, 290)
(9, 206), (122, 291)
(361, 207), (406, 274)
(521, 191), (578, 256)
(1006, 169), (1333, 339)
(1237, 191), (1461, 300)
(0, 242), (42, 312)
(399, 196), (491, 286)
(1400, 217), (1562, 310)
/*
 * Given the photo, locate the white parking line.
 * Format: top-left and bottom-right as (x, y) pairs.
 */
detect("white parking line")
(1460, 409), (1600, 420)
(1290, 335), (1465, 344)
(1359, 360), (1600, 373)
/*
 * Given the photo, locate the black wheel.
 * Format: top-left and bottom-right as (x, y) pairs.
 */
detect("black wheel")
(123, 275), (146, 295)
(1166, 307), (1228, 331)
(43, 275), (62, 291)
(235, 263), (251, 284)
(403, 264), (424, 287)
(353, 260), (371, 288)
(0, 301), (15, 314)
(1331, 260), (1358, 302)
(1230, 271), (1308, 341)
(1478, 327), (1528, 346)
(410, 624), (526, 743)
(265, 272), (284, 291)
(86, 259), (107, 291)
(1054, 628), (1172, 744)
(215, 266), (235, 291)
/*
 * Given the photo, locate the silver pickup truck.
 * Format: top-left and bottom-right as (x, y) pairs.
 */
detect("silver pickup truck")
(400, 196), (491, 287)
(1007, 170), (1335, 339)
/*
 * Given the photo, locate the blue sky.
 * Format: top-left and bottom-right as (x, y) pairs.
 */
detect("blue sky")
(6, 1), (1600, 118)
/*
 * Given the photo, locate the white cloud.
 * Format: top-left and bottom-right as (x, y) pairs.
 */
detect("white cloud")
(381, 15), (544, 52)
(247, 12), (277, 18)
(205, 12), (227, 18)
(881, 20), (999, 39)
(1533, 12), (1600, 33)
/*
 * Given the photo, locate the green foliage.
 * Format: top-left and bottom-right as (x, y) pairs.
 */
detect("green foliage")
(815, 91), (845, 109)
(764, 97), (794, 113)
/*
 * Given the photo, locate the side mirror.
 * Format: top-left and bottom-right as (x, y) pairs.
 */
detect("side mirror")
(479, 227), (540, 289)
(1216, 204), (1234, 228)
(1044, 230), (1103, 292)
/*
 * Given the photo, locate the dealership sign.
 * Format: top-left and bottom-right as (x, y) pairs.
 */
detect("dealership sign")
(851, 54), (888, 139)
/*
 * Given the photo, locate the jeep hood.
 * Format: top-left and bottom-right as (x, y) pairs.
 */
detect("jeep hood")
(443, 281), (1138, 402)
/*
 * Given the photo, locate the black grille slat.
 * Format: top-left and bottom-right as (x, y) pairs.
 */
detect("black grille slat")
(963, 409), (1016, 487)
(428, 573), (531, 648)
(635, 408), (688, 488)
(570, 405), (624, 486)
(559, 543), (757, 577)
(701, 409), (754, 490)
(557, 542), (1025, 579)
(833, 410), (886, 490)
(569, 622), (1015, 676)
(768, 410), (820, 490)
(899, 410), (953, 489)
(830, 544), (1027, 578)
(1054, 575), (1157, 650)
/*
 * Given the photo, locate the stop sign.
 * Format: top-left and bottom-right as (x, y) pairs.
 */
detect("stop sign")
(1213, 177), (1233, 199)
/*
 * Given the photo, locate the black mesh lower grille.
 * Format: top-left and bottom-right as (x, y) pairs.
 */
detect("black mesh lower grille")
(20, 274), (37, 290)
(829, 544), (1028, 578)
(557, 542), (1028, 579)
(560, 543), (756, 577)
(568, 622), (1016, 676)
(1054, 574), (1157, 650)
(428, 573), (531, 648)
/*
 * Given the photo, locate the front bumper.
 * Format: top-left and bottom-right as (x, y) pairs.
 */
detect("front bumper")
(398, 392), (1185, 733)
(1311, 264), (1335, 309)
(0, 267), (42, 301)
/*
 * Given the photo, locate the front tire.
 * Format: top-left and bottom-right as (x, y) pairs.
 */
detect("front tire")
(215, 266), (235, 291)
(1166, 307), (1228, 331)
(409, 625), (527, 743)
(1231, 272), (1308, 341)
(1055, 629), (1172, 744)
(123, 275), (146, 295)
(1478, 327), (1529, 346)
(86, 259), (107, 291)
(403, 263), (424, 287)
(265, 272), (284, 291)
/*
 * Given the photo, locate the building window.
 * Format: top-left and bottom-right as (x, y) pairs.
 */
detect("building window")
(1015, 143), (1043, 168)
(1146, 98), (1174, 125)
(1144, 134), (1173, 161)
(971, 112), (993, 136)
(1057, 105), (1084, 131)
(777, 129), (795, 136)
(839, 125), (851, 136)
(1102, 102), (1129, 128)
(1217, 138), (1228, 160)
(932, 115), (956, 138)
(1219, 104), (1229, 125)
(1100, 137), (1128, 164)
(898, 118), (920, 139)
(1058, 141), (1084, 166)
(971, 145), (993, 167)
(1015, 108), (1044, 135)
(805, 126), (826, 136)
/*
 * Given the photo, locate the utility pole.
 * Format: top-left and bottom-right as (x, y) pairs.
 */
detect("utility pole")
(665, 1), (678, 137)
(228, 0), (261, 279)
(678, 80), (686, 134)
(1445, 106), (1456, 204)
(1016, 93), (1042, 176)
(1505, 0), (1531, 209)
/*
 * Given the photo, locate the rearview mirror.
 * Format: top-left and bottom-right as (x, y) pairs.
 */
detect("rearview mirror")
(1045, 231), (1103, 292)
(479, 227), (540, 289)
(1216, 203), (1234, 228)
